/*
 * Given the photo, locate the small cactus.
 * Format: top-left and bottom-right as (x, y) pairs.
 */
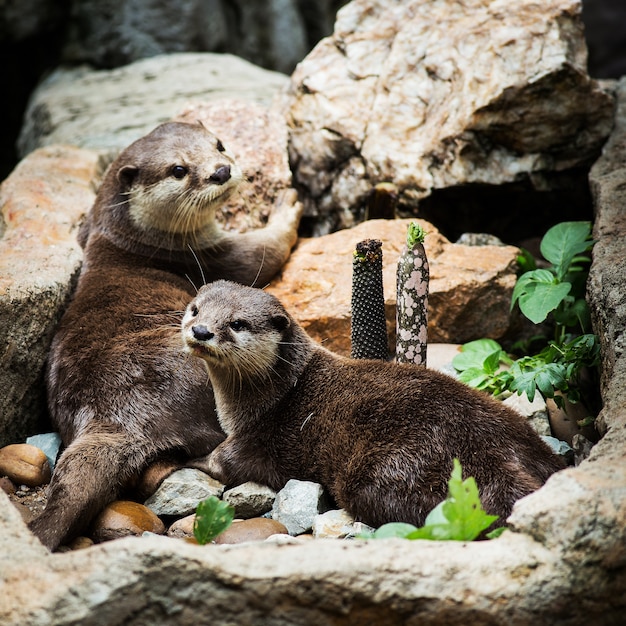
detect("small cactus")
(396, 222), (429, 366)
(351, 239), (388, 360)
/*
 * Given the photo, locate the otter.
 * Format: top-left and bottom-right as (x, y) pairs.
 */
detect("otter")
(29, 122), (301, 550)
(182, 280), (564, 529)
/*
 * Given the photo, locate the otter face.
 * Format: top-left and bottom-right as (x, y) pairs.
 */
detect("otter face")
(117, 122), (243, 236)
(181, 281), (290, 380)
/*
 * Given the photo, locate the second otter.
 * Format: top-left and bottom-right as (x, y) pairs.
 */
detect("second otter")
(182, 280), (564, 529)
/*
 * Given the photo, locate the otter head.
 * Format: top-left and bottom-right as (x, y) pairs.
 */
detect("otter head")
(93, 121), (243, 250)
(182, 280), (290, 381)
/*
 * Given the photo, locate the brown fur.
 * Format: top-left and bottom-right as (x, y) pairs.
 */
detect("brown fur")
(29, 122), (301, 550)
(182, 280), (564, 529)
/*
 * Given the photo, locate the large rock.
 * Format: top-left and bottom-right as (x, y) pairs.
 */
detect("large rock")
(0, 146), (99, 447)
(17, 52), (290, 158)
(267, 218), (519, 354)
(0, 78), (625, 624)
(287, 0), (615, 234)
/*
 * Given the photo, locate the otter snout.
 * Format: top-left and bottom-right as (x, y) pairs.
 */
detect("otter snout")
(208, 165), (231, 185)
(192, 325), (214, 341)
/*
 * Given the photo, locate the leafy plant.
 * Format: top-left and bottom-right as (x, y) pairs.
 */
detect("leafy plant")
(193, 496), (235, 545)
(454, 221), (600, 411)
(511, 221), (594, 341)
(361, 459), (503, 541)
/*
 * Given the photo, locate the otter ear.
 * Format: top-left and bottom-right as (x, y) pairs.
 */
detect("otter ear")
(117, 165), (139, 192)
(270, 314), (290, 332)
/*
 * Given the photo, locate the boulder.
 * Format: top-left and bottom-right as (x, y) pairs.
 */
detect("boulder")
(267, 218), (519, 354)
(1, 75), (624, 626)
(17, 52), (290, 158)
(287, 0), (615, 235)
(0, 145), (99, 447)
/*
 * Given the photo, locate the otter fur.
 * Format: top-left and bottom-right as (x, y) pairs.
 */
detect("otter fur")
(29, 122), (301, 550)
(182, 280), (564, 529)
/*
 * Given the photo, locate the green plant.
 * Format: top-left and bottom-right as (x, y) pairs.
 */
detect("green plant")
(361, 459), (503, 541)
(193, 496), (235, 545)
(454, 221), (600, 410)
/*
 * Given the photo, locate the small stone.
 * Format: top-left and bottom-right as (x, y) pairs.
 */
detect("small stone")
(312, 509), (373, 539)
(503, 392), (551, 437)
(0, 476), (16, 494)
(90, 500), (165, 543)
(0, 443), (51, 487)
(144, 468), (225, 517)
(135, 458), (183, 500)
(67, 536), (94, 551)
(541, 436), (574, 464)
(271, 479), (329, 535)
(214, 518), (289, 545)
(167, 514), (196, 539)
(572, 434), (595, 466)
(222, 482), (277, 519)
(25, 433), (63, 472)
(456, 233), (506, 247)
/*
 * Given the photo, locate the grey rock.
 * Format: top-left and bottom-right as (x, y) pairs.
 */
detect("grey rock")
(271, 479), (328, 535)
(455, 233), (505, 247)
(18, 52), (290, 158)
(572, 433), (595, 466)
(222, 482), (277, 519)
(144, 468), (224, 517)
(503, 392), (552, 437)
(25, 433), (62, 472)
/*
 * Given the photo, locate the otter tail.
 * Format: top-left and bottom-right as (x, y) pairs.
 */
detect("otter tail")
(28, 426), (151, 551)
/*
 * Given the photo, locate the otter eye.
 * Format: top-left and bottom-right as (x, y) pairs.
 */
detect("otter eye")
(216, 140), (225, 153)
(229, 319), (248, 332)
(190, 305), (199, 317)
(171, 165), (188, 179)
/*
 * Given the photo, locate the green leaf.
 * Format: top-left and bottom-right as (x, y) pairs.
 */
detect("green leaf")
(517, 280), (571, 324)
(452, 339), (506, 372)
(540, 221), (593, 280)
(371, 522), (419, 539)
(406, 222), (426, 247)
(193, 496), (235, 545)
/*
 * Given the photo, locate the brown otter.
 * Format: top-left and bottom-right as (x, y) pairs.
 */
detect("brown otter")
(182, 280), (564, 529)
(29, 122), (301, 550)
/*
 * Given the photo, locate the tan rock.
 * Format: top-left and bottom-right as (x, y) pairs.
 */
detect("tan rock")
(267, 218), (518, 354)
(0, 444), (51, 487)
(0, 145), (99, 447)
(90, 500), (165, 543)
(214, 518), (289, 544)
(167, 514), (196, 540)
(287, 0), (614, 233)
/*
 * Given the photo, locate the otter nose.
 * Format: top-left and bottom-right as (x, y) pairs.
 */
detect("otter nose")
(192, 325), (214, 341)
(208, 165), (231, 185)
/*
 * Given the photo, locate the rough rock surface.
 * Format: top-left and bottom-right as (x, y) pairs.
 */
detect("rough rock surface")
(287, 0), (615, 234)
(0, 145), (99, 447)
(18, 52), (290, 158)
(1, 77), (625, 625)
(267, 218), (519, 354)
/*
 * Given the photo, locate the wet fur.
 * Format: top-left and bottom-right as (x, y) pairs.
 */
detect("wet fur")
(183, 281), (565, 529)
(29, 122), (301, 550)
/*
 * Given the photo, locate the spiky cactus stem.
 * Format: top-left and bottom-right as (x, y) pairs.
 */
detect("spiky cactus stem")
(396, 222), (429, 366)
(351, 239), (388, 360)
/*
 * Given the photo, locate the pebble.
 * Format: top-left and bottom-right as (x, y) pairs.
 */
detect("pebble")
(135, 458), (182, 499)
(214, 518), (289, 544)
(0, 443), (51, 487)
(167, 513), (196, 539)
(0, 476), (16, 494)
(271, 479), (329, 535)
(144, 468), (224, 517)
(90, 500), (165, 543)
(26, 432), (63, 472)
(312, 509), (373, 539)
(222, 482), (277, 518)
